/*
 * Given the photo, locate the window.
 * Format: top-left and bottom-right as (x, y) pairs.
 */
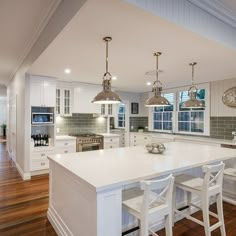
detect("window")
(153, 93), (174, 131)
(178, 89), (205, 134)
(149, 84), (209, 136)
(117, 103), (125, 128)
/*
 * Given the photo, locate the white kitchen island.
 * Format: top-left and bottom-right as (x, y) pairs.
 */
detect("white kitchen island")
(47, 142), (236, 236)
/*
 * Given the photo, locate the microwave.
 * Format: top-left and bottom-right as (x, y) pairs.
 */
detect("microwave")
(32, 113), (54, 124)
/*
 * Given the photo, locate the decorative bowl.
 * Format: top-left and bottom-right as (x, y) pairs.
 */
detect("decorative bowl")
(146, 143), (166, 154)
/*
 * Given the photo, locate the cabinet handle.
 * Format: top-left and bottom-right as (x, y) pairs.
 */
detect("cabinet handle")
(41, 162), (46, 166)
(110, 139), (113, 142)
(144, 137), (147, 140)
(64, 143), (68, 146)
(110, 146), (112, 148)
(64, 150), (68, 153)
(41, 153), (45, 157)
(134, 140), (136, 142)
(134, 136), (136, 138)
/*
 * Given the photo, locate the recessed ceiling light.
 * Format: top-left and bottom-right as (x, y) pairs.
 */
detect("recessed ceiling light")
(146, 82), (152, 86)
(64, 68), (71, 74)
(112, 76), (117, 80)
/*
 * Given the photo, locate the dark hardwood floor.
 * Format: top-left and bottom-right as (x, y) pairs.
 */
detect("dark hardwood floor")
(0, 142), (235, 235)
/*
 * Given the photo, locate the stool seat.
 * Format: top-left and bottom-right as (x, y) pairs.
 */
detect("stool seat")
(224, 168), (236, 177)
(174, 174), (203, 191)
(123, 193), (169, 218)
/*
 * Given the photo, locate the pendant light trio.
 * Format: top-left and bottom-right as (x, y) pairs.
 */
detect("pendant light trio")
(92, 36), (205, 109)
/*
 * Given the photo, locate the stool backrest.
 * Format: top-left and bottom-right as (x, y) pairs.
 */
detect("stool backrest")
(140, 174), (174, 217)
(202, 162), (225, 191)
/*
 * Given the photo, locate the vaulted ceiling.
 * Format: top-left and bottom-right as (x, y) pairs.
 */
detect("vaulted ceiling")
(29, 0), (236, 92)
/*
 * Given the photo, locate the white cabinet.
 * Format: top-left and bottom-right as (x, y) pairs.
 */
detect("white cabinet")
(55, 139), (76, 154)
(56, 88), (72, 116)
(30, 148), (55, 171)
(103, 136), (120, 149)
(30, 77), (56, 107)
(111, 130), (125, 147)
(101, 104), (115, 116)
(73, 83), (101, 113)
(130, 133), (151, 146)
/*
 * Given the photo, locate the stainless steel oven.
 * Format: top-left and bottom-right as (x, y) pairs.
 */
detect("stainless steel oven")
(70, 134), (103, 152)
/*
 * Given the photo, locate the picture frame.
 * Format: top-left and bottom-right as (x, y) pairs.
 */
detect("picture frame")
(131, 102), (139, 114)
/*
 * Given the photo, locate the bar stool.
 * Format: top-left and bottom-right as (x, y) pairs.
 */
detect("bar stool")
(122, 174), (174, 236)
(223, 168), (236, 205)
(173, 162), (225, 236)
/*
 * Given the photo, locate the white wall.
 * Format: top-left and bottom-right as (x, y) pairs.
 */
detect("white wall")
(117, 90), (149, 117)
(210, 78), (236, 117)
(7, 67), (27, 174)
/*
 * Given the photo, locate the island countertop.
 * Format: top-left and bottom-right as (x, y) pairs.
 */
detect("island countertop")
(47, 142), (236, 192)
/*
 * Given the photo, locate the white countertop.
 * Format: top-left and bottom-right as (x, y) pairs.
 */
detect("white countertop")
(56, 135), (76, 141)
(130, 132), (236, 145)
(48, 142), (236, 192)
(98, 133), (120, 138)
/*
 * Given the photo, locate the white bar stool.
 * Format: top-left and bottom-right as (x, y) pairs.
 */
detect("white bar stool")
(223, 168), (236, 205)
(122, 174), (174, 236)
(173, 162), (225, 236)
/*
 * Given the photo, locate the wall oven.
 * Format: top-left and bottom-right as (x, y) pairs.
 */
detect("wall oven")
(32, 113), (54, 124)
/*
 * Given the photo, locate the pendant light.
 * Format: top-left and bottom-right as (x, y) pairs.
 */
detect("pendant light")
(92, 36), (121, 104)
(182, 62), (205, 108)
(145, 52), (170, 107)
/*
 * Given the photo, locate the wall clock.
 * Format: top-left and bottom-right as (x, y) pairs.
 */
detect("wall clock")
(222, 87), (236, 108)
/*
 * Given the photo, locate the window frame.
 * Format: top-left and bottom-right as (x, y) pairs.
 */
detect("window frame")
(117, 103), (126, 128)
(149, 83), (210, 136)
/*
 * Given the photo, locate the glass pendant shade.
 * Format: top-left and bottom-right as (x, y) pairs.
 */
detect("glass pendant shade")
(92, 36), (121, 104)
(182, 62), (205, 109)
(145, 52), (170, 107)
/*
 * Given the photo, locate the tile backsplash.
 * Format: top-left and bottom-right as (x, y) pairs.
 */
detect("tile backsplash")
(56, 114), (107, 135)
(130, 117), (148, 131)
(210, 116), (236, 140)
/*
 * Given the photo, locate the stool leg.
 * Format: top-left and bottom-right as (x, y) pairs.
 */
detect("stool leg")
(202, 196), (211, 236)
(216, 193), (226, 236)
(172, 186), (176, 226)
(165, 213), (173, 236)
(140, 218), (148, 236)
(187, 192), (192, 215)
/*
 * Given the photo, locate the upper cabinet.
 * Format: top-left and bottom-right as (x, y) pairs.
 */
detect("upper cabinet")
(56, 85), (73, 116)
(73, 83), (101, 114)
(30, 76), (56, 107)
(101, 104), (115, 116)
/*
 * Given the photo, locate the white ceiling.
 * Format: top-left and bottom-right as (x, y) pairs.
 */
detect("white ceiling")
(217, 0), (236, 14)
(0, 0), (59, 85)
(29, 0), (236, 93)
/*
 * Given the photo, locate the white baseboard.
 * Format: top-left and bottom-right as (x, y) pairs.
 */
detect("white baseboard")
(31, 169), (49, 176)
(15, 162), (31, 180)
(48, 206), (73, 236)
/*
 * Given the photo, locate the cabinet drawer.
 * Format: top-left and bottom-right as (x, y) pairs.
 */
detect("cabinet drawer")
(31, 158), (49, 171)
(104, 143), (120, 149)
(56, 140), (76, 148)
(104, 137), (120, 144)
(31, 150), (55, 159)
(55, 147), (76, 154)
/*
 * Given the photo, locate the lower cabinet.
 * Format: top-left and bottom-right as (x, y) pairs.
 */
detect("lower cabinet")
(30, 139), (76, 173)
(103, 137), (120, 149)
(30, 148), (54, 171)
(130, 133), (151, 146)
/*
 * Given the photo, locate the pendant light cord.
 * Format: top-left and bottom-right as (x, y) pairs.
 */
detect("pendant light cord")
(106, 40), (109, 74)
(190, 62), (197, 86)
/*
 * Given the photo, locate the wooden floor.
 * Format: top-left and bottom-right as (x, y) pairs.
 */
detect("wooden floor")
(0, 143), (235, 235)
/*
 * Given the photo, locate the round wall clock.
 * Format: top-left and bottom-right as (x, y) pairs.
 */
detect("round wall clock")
(222, 87), (236, 108)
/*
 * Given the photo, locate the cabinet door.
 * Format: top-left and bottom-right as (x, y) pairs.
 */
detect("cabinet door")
(43, 82), (56, 107)
(30, 81), (43, 106)
(108, 104), (113, 116)
(63, 89), (72, 116)
(56, 89), (61, 115)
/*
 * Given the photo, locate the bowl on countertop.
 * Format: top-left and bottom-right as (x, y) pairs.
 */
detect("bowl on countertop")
(146, 143), (166, 154)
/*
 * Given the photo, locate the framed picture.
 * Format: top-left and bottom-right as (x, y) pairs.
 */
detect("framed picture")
(131, 102), (139, 114)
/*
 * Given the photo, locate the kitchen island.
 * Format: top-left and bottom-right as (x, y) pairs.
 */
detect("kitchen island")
(47, 142), (236, 236)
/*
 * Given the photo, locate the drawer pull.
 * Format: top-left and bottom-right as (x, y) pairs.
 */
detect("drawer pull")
(41, 162), (46, 166)
(110, 146), (112, 148)
(110, 139), (113, 142)
(41, 153), (45, 157)
(144, 137), (147, 139)
(64, 143), (68, 146)
(64, 150), (68, 153)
